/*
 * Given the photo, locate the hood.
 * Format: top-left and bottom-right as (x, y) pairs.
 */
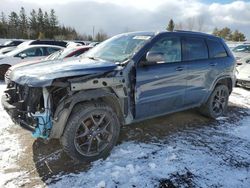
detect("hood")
(10, 57), (118, 87)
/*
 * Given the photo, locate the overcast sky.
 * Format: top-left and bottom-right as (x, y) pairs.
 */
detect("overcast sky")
(1, 0), (250, 39)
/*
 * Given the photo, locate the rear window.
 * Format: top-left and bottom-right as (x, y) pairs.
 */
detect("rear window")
(207, 39), (227, 58)
(183, 38), (208, 61)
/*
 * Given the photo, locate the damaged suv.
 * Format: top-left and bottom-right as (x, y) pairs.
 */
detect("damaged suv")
(2, 31), (236, 162)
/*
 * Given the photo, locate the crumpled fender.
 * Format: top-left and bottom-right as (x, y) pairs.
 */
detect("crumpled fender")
(50, 88), (123, 138)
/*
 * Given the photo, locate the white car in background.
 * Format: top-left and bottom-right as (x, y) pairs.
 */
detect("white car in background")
(4, 46), (92, 83)
(0, 44), (64, 79)
(236, 55), (250, 88)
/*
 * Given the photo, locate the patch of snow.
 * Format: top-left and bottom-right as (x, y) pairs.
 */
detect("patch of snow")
(230, 87), (250, 107)
(230, 117), (250, 141)
(49, 87), (250, 188)
(0, 83), (27, 188)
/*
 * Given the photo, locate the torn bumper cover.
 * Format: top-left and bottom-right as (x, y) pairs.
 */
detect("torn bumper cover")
(2, 93), (35, 132)
(1, 85), (52, 139)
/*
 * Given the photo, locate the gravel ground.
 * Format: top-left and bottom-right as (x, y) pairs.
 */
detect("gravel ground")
(0, 82), (249, 188)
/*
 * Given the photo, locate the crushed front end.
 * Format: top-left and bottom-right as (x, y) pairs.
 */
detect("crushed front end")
(2, 82), (52, 139)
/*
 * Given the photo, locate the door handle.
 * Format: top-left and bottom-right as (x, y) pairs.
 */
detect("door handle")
(210, 62), (217, 66)
(176, 67), (184, 71)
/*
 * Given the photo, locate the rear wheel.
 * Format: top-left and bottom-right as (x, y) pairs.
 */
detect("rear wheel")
(0, 65), (10, 80)
(60, 102), (120, 162)
(200, 85), (229, 119)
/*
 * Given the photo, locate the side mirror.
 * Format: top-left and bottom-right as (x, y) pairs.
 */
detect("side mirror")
(146, 51), (165, 63)
(20, 53), (27, 59)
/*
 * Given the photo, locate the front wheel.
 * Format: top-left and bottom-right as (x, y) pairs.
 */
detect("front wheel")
(200, 85), (229, 119)
(60, 102), (120, 162)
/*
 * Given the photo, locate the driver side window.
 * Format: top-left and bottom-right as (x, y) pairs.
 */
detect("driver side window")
(149, 37), (181, 63)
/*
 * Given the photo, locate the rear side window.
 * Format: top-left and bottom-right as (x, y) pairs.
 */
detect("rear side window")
(207, 39), (227, 58)
(183, 38), (208, 61)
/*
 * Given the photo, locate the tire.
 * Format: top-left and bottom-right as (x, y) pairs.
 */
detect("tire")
(0, 65), (10, 80)
(60, 102), (120, 162)
(199, 85), (229, 119)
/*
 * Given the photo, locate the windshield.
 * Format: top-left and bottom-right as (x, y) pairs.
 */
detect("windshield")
(83, 33), (153, 62)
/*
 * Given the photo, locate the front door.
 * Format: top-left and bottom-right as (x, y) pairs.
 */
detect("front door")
(135, 35), (187, 119)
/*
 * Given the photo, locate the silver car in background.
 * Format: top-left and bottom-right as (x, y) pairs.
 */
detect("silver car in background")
(0, 44), (64, 79)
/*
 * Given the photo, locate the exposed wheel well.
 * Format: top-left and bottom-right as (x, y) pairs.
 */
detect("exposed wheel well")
(215, 78), (233, 94)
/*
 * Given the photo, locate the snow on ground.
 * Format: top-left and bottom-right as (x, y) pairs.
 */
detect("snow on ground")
(0, 83), (28, 188)
(48, 88), (250, 188)
(0, 82), (249, 188)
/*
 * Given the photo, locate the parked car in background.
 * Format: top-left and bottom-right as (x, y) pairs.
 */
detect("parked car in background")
(66, 41), (84, 48)
(0, 40), (25, 49)
(0, 40), (67, 55)
(30, 40), (67, 47)
(0, 46), (17, 55)
(232, 44), (250, 60)
(236, 54), (250, 66)
(0, 44), (64, 79)
(45, 46), (92, 60)
(89, 42), (100, 47)
(2, 31), (235, 162)
(236, 55), (250, 88)
(0, 40), (26, 54)
(4, 46), (92, 83)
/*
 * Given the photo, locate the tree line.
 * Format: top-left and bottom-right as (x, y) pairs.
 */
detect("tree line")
(166, 18), (246, 42)
(0, 7), (108, 42)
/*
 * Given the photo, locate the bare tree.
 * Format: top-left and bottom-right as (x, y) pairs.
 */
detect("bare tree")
(186, 17), (195, 31)
(175, 22), (183, 30)
(197, 16), (205, 31)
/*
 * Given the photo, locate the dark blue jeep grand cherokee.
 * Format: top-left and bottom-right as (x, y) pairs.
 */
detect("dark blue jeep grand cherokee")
(2, 31), (236, 162)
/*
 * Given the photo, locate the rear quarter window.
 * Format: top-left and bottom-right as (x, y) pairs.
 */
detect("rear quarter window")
(183, 37), (208, 61)
(207, 39), (227, 58)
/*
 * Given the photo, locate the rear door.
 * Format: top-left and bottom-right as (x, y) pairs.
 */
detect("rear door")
(183, 37), (228, 107)
(135, 35), (187, 119)
(182, 37), (211, 106)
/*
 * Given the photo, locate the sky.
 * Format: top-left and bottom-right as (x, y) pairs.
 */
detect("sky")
(0, 0), (250, 39)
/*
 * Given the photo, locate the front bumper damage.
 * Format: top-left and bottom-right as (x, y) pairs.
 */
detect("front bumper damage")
(2, 83), (52, 139)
